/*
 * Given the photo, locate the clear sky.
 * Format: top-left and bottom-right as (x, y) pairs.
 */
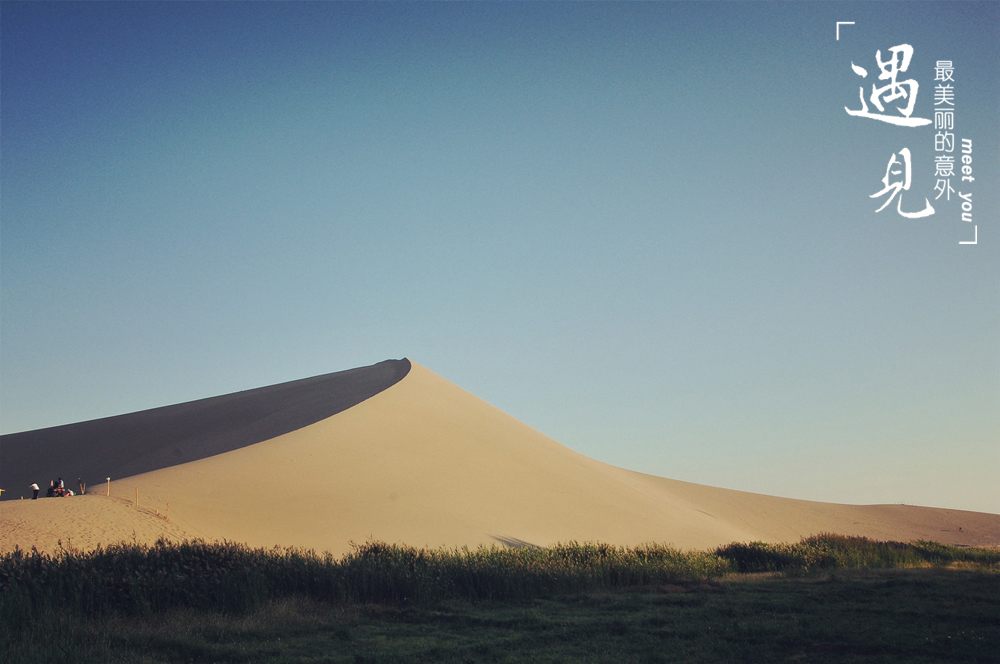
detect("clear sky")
(3, 2), (998, 513)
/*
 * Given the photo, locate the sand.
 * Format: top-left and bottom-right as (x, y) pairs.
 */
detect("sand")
(3, 360), (999, 556)
(0, 494), (195, 554)
(0, 359), (410, 497)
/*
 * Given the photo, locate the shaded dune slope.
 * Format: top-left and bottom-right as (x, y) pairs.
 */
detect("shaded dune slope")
(0, 359), (410, 499)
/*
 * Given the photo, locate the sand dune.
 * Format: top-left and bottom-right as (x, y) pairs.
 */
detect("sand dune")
(3, 360), (998, 555)
(1, 359), (409, 499)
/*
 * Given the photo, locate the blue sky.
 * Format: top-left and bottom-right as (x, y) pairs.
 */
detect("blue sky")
(3, 2), (997, 513)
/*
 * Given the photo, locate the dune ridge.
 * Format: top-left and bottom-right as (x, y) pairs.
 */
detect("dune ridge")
(2, 359), (998, 556)
(0, 359), (410, 500)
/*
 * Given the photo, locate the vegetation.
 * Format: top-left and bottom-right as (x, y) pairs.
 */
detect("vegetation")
(0, 538), (729, 620)
(715, 533), (1000, 573)
(2, 535), (998, 662)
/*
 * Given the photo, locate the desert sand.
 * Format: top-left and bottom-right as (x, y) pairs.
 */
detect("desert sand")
(3, 359), (999, 556)
(1, 359), (410, 496)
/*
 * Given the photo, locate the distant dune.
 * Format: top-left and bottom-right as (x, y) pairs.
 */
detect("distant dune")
(2, 359), (998, 556)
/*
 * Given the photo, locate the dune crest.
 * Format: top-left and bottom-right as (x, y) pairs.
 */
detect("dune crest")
(0, 359), (409, 497)
(3, 360), (998, 555)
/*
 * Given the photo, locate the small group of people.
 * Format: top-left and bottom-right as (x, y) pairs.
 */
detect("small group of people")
(30, 477), (85, 499)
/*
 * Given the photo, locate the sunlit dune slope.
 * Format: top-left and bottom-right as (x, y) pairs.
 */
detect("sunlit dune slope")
(3, 360), (999, 556)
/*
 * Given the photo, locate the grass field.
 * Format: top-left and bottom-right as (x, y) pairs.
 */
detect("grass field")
(3, 536), (998, 663)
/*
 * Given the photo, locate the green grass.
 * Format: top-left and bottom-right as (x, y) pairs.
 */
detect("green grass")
(2, 535), (998, 663)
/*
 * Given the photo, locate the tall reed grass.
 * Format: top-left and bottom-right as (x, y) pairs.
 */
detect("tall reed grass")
(714, 533), (1000, 573)
(1, 534), (996, 636)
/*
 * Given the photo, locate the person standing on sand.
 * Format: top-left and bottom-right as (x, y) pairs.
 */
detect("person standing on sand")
(30, 483), (39, 499)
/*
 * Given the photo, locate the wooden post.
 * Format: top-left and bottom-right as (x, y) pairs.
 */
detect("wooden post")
(106, 477), (111, 496)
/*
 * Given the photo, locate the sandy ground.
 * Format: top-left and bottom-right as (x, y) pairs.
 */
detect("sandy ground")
(0, 493), (195, 554)
(3, 361), (999, 557)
